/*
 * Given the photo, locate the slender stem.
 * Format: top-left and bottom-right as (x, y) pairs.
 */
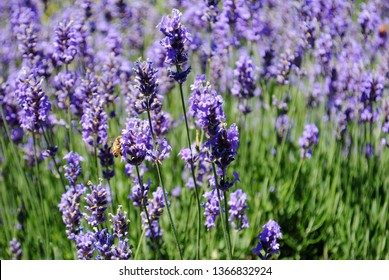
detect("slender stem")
(175, 66), (202, 259)
(146, 108), (183, 259)
(41, 125), (66, 190)
(94, 137), (99, 178)
(32, 132), (50, 259)
(223, 190), (232, 255)
(135, 165), (161, 258)
(211, 162), (232, 260)
(134, 229), (145, 260)
(270, 133), (287, 187)
(65, 64), (73, 152)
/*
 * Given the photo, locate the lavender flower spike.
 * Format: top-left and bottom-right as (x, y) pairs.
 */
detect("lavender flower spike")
(58, 184), (87, 239)
(53, 19), (79, 65)
(253, 219), (282, 260)
(232, 54), (259, 114)
(15, 68), (51, 133)
(84, 180), (108, 227)
(9, 238), (22, 260)
(133, 59), (161, 114)
(63, 152), (84, 185)
(228, 189), (249, 230)
(158, 9), (191, 83)
(110, 205), (129, 240)
(202, 189), (223, 230)
(120, 118), (153, 166)
(75, 231), (96, 260)
(141, 186), (166, 240)
(80, 92), (108, 148)
(298, 124), (319, 158)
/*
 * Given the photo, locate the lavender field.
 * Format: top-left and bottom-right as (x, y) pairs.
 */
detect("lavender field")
(0, 0), (388, 260)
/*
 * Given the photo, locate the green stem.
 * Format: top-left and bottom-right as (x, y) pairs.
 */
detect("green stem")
(32, 132), (49, 259)
(212, 162), (232, 260)
(65, 64), (73, 152)
(134, 229), (145, 260)
(135, 165), (161, 258)
(223, 190), (232, 256)
(146, 109), (183, 259)
(176, 64), (202, 260)
(41, 125), (66, 190)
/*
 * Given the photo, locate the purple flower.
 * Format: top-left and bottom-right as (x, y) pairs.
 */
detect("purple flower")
(63, 152), (84, 186)
(53, 19), (79, 65)
(52, 70), (76, 110)
(133, 59), (161, 114)
(152, 107), (172, 137)
(141, 186), (166, 240)
(147, 186), (166, 220)
(9, 238), (22, 260)
(210, 124), (239, 172)
(253, 219), (282, 259)
(12, 7), (40, 62)
(111, 239), (132, 260)
(314, 33), (333, 75)
(110, 205), (129, 239)
(94, 229), (114, 260)
(84, 180), (108, 227)
(189, 74), (226, 137)
(58, 184), (87, 239)
(358, 2), (379, 40)
(128, 178), (151, 208)
(298, 124), (319, 158)
(150, 138), (172, 164)
(228, 189), (249, 230)
(0, 81), (24, 143)
(98, 144), (115, 180)
(98, 53), (121, 105)
(158, 9), (191, 83)
(120, 117), (152, 166)
(80, 92), (108, 147)
(75, 231), (96, 260)
(141, 212), (163, 239)
(172, 186), (181, 197)
(202, 189), (223, 230)
(275, 114), (289, 139)
(232, 53), (259, 113)
(358, 72), (384, 123)
(15, 68), (51, 133)
(74, 70), (99, 116)
(365, 143), (374, 158)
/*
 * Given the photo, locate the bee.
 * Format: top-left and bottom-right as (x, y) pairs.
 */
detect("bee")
(378, 24), (388, 38)
(111, 136), (122, 157)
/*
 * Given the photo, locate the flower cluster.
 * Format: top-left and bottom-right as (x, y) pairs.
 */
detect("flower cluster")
(15, 68), (51, 133)
(189, 74), (225, 137)
(80, 92), (108, 148)
(252, 220), (282, 260)
(120, 118), (153, 166)
(133, 59), (161, 114)
(158, 9), (191, 83)
(298, 124), (319, 158)
(9, 238), (22, 260)
(53, 19), (79, 65)
(58, 184), (87, 239)
(232, 53), (259, 114)
(228, 189), (249, 231)
(84, 180), (109, 227)
(63, 152), (84, 185)
(202, 189), (223, 230)
(141, 187), (166, 240)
